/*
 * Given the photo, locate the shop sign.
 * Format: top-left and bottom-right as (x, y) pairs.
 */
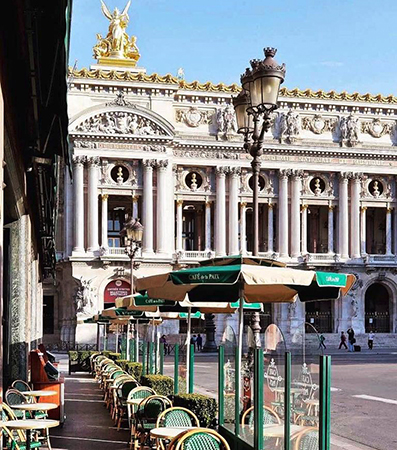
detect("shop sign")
(104, 280), (131, 304)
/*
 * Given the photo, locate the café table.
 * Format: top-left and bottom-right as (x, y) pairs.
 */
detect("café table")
(263, 423), (307, 438)
(150, 426), (196, 450)
(4, 419), (59, 450)
(11, 402), (58, 419)
(23, 390), (57, 402)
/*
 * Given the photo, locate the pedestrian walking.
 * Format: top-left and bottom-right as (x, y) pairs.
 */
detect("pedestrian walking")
(190, 334), (197, 351)
(196, 333), (203, 352)
(347, 327), (355, 352)
(318, 334), (326, 350)
(338, 331), (348, 349)
(368, 331), (375, 350)
(160, 334), (169, 355)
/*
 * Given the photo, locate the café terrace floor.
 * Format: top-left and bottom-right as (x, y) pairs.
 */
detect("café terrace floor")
(51, 356), (131, 450)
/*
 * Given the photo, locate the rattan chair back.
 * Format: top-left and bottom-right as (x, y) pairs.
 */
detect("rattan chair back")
(156, 406), (200, 428)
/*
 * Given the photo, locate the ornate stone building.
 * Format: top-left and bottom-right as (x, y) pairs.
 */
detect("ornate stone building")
(50, 5), (397, 346)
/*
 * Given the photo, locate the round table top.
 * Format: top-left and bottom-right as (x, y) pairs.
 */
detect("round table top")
(150, 427), (196, 439)
(10, 403), (58, 412)
(273, 387), (306, 394)
(4, 419), (59, 430)
(23, 390), (57, 397)
(263, 424), (308, 438)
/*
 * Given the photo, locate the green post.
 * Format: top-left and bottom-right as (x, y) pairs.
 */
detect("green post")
(142, 341), (147, 376)
(159, 343), (164, 375)
(104, 335), (108, 351)
(218, 346), (225, 426)
(188, 344), (194, 393)
(234, 346), (240, 437)
(131, 339), (135, 362)
(148, 342), (154, 374)
(284, 352), (291, 450)
(174, 344), (179, 395)
(319, 355), (331, 450)
(254, 348), (264, 450)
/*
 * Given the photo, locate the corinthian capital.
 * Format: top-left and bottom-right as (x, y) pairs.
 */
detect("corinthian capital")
(156, 159), (169, 170)
(229, 166), (241, 177)
(216, 166), (229, 176)
(291, 169), (304, 180)
(143, 159), (156, 169)
(72, 155), (86, 167)
(86, 156), (100, 167)
(278, 168), (291, 179)
(351, 172), (364, 182)
(339, 171), (352, 182)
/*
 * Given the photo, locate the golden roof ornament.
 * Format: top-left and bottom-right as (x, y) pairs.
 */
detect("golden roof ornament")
(93, 0), (140, 67)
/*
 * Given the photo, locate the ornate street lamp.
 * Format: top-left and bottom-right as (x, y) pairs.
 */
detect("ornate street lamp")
(233, 47), (286, 346)
(121, 216), (144, 294)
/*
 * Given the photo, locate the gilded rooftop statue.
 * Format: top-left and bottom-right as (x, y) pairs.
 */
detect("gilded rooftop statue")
(93, 0), (140, 67)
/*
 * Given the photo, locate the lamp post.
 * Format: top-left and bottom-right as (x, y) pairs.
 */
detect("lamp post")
(122, 216), (144, 360)
(233, 47), (286, 347)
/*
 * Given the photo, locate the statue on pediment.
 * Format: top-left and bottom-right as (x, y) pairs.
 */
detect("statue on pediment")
(93, 1), (140, 67)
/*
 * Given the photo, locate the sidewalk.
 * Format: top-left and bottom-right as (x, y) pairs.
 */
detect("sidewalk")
(50, 356), (130, 450)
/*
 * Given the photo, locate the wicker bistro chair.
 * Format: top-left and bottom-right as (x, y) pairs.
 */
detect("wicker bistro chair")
(108, 374), (133, 414)
(241, 405), (281, 427)
(293, 427), (318, 450)
(168, 428), (231, 450)
(114, 379), (140, 430)
(11, 380), (32, 393)
(128, 387), (157, 449)
(155, 407), (200, 450)
(134, 395), (172, 450)
(5, 389), (31, 419)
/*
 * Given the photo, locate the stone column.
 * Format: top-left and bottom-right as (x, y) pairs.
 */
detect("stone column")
(101, 194), (108, 248)
(291, 170), (302, 258)
(301, 205), (308, 254)
(87, 156), (100, 252)
(360, 206), (367, 255)
(267, 204), (274, 253)
(351, 173), (362, 259)
(215, 166), (227, 256)
(338, 173), (350, 259)
(64, 168), (73, 257)
(132, 194), (139, 219)
(228, 167), (240, 255)
(72, 156), (85, 252)
(278, 169), (290, 257)
(240, 202), (247, 254)
(328, 205), (334, 253)
(156, 159), (169, 254)
(386, 206), (393, 255)
(205, 200), (212, 252)
(142, 159), (155, 255)
(176, 199), (183, 252)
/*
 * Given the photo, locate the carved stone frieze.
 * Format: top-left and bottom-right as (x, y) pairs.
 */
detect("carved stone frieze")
(361, 118), (392, 138)
(173, 148), (240, 160)
(142, 145), (167, 152)
(176, 107), (213, 127)
(74, 111), (167, 136)
(278, 110), (300, 143)
(301, 114), (337, 135)
(74, 140), (98, 148)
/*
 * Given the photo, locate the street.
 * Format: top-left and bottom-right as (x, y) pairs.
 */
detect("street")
(165, 349), (397, 450)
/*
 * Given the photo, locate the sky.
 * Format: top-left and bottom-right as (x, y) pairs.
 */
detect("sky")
(70, 0), (397, 95)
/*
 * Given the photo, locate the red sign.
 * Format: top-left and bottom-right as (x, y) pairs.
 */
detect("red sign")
(104, 280), (131, 304)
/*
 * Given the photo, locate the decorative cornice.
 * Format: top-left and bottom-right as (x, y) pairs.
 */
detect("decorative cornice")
(69, 67), (397, 104)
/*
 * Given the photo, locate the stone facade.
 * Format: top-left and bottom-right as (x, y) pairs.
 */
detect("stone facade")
(50, 56), (397, 347)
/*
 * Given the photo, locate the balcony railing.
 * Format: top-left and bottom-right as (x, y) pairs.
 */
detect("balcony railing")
(177, 250), (215, 261)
